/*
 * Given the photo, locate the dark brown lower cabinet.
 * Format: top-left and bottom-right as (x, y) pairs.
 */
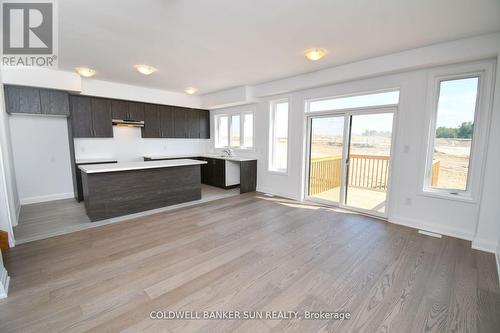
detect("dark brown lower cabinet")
(200, 157), (226, 188)
(75, 161), (117, 201)
(82, 165), (202, 221)
(145, 157), (256, 193)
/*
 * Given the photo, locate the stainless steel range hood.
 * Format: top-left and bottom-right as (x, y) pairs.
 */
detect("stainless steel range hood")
(112, 119), (145, 127)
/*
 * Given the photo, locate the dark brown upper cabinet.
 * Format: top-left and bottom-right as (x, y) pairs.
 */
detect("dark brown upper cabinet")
(111, 100), (145, 121)
(128, 102), (145, 121)
(70, 95), (92, 137)
(186, 109), (201, 138)
(142, 105), (210, 139)
(90, 98), (113, 137)
(199, 110), (210, 139)
(159, 105), (175, 138)
(173, 107), (188, 138)
(111, 100), (129, 120)
(4, 85), (70, 116)
(5, 85), (41, 114)
(141, 104), (161, 138)
(39, 89), (70, 116)
(70, 95), (113, 138)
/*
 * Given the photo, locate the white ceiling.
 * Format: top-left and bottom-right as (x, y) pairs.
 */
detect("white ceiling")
(59, 0), (500, 95)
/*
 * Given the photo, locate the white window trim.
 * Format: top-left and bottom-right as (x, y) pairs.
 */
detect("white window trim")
(420, 60), (495, 203)
(214, 111), (255, 150)
(268, 98), (290, 174)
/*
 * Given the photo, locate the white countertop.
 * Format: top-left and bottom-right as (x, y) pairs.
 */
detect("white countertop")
(203, 154), (257, 162)
(143, 154), (257, 162)
(76, 158), (117, 164)
(79, 159), (207, 174)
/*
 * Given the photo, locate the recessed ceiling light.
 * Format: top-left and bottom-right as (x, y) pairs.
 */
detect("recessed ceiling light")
(75, 67), (96, 77)
(304, 48), (327, 61)
(134, 64), (157, 75)
(185, 87), (198, 95)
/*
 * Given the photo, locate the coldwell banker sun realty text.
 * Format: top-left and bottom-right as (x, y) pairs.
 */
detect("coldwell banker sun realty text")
(1, 0), (58, 67)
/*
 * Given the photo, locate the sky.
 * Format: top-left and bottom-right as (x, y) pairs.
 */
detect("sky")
(436, 77), (478, 128)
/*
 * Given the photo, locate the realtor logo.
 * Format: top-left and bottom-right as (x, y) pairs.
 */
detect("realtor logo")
(1, 0), (58, 66)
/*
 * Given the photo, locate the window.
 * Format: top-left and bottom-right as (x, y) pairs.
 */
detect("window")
(230, 115), (241, 147)
(215, 115), (229, 148)
(426, 76), (479, 193)
(269, 100), (289, 172)
(309, 90), (399, 112)
(243, 113), (253, 148)
(214, 112), (254, 149)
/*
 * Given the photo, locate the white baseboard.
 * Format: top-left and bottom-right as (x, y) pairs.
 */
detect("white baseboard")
(0, 250), (10, 299)
(471, 237), (499, 253)
(496, 251), (500, 286)
(389, 216), (474, 242)
(256, 186), (299, 201)
(20, 192), (74, 205)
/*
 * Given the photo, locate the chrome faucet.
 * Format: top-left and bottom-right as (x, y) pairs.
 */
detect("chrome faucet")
(221, 148), (234, 157)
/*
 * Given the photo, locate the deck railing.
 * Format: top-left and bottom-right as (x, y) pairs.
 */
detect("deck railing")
(348, 154), (390, 191)
(309, 156), (343, 195)
(431, 159), (440, 187)
(309, 155), (442, 195)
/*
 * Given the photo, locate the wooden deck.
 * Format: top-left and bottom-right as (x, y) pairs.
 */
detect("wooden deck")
(1, 193), (499, 332)
(311, 187), (387, 213)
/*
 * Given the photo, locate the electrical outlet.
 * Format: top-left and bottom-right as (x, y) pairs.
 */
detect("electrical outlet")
(405, 197), (412, 206)
(403, 145), (410, 153)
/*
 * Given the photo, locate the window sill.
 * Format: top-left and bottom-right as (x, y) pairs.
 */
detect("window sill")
(418, 189), (477, 204)
(212, 147), (256, 152)
(267, 169), (288, 176)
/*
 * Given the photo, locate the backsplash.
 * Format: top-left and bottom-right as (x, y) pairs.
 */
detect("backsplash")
(74, 126), (209, 162)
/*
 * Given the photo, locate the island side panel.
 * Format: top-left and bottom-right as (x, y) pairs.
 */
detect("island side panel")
(82, 165), (201, 221)
(240, 160), (257, 193)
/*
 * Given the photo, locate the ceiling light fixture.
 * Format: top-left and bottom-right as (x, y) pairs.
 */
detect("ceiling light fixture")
(184, 87), (198, 95)
(304, 48), (327, 61)
(75, 67), (96, 77)
(134, 64), (157, 75)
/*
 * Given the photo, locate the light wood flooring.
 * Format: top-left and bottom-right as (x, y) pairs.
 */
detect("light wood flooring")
(1, 193), (499, 332)
(14, 185), (240, 244)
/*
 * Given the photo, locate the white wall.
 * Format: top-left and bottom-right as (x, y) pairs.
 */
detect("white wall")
(0, 71), (19, 245)
(81, 79), (201, 108)
(205, 33), (500, 254)
(1, 67), (81, 92)
(210, 41), (500, 252)
(9, 115), (74, 204)
(473, 53), (500, 252)
(74, 126), (208, 162)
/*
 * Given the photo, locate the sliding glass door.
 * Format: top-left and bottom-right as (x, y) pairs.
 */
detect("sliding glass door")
(307, 108), (395, 217)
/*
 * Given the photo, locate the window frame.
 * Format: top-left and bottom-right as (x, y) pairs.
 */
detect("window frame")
(268, 98), (290, 174)
(421, 61), (494, 202)
(214, 111), (254, 150)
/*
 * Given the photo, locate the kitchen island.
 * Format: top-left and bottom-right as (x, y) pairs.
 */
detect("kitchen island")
(79, 159), (207, 221)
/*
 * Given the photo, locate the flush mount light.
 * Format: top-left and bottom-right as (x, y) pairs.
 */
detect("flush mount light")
(304, 48), (327, 61)
(134, 64), (157, 75)
(184, 87), (198, 95)
(75, 67), (96, 77)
